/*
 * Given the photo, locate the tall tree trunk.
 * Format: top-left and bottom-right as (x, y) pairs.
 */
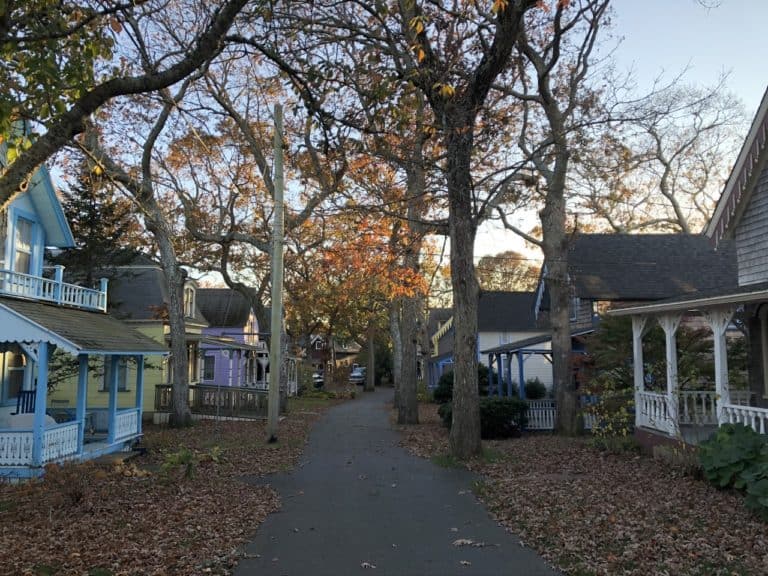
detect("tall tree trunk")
(390, 299), (403, 405)
(365, 323), (375, 392)
(541, 171), (578, 435)
(445, 114), (481, 459)
(398, 295), (420, 424)
(151, 220), (192, 427)
(397, 128), (427, 424)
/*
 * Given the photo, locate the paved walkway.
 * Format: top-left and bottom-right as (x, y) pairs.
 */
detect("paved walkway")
(237, 388), (558, 576)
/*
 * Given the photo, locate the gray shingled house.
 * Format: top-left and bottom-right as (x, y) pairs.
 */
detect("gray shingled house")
(613, 85), (768, 441)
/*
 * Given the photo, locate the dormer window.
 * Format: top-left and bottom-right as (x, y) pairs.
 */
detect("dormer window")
(184, 285), (195, 317)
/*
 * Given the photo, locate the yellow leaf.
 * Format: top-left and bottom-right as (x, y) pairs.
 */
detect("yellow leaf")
(417, 47), (426, 63)
(92, 164), (103, 176)
(432, 83), (455, 99)
(492, 0), (509, 14)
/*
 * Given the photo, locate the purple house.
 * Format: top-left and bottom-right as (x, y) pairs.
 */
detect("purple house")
(196, 289), (268, 389)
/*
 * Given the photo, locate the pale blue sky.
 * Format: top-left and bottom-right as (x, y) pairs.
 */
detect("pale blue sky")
(477, 0), (767, 257)
(611, 0), (766, 115)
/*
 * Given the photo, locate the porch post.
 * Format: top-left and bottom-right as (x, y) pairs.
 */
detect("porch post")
(496, 354), (512, 396)
(506, 353), (513, 396)
(518, 352), (526, 400)
(107, 355), (118, 444)
(659, 314), (682, 438)
(704, 307), (735, 426)
(488, 354), (496, 396)
(32, 342), (49, 467)
(135, 355), (144, 435)
(632, 316), (649, 429)
(76, 354), (88, 454)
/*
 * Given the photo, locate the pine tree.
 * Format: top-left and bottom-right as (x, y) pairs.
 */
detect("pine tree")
(52, 161), (140, 286)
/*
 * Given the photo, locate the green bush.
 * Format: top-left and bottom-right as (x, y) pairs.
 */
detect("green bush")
(432, 364), (493, 404)
(523, 377), (547, 400)
(699, 423), (768, 520)
(699, 423), (766, 489)
(438, 397), (528, 439)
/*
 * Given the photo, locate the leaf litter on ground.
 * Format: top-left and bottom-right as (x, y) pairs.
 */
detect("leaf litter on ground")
(396, 402), (768, 576)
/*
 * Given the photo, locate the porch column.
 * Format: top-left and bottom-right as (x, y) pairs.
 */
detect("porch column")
(135, 355), (144, 435)
(495, 354), (503, 396)
(518, 352), (526, 400)
(704, 307), (735, 426)
(107, 355), (119, 444)
(488, 354), (496, 396)
(659, 314), (682, 438)
(506, 353), (513, 396)
(76, 354), (88, 453)
(632, 316), (649, 429)
(32, 342), (49, 467)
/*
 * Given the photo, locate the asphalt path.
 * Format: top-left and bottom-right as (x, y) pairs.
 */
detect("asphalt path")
(236, 388), (559, 576)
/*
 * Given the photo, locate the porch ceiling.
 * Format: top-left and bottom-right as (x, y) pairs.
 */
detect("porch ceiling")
(610, 281), (768, 317)
(0, 297), (169, 355)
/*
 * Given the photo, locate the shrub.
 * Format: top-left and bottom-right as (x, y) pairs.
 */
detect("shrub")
(438, 397), (528, 439)
(699, 423), (768, 520)
(432, 364), (493, 404)
(582, 371), (634, 439)
(523, 377), (547, 400)
(699, 423), (766, 489)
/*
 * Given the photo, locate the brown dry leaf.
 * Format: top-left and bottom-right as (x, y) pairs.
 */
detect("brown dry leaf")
(398, 402), (768, 576)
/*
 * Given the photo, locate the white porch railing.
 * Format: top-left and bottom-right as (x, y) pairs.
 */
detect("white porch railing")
(527, 399), (557, 430)
(42, 422), (79, 463)
(0, 268), (106, 311)
(114, 409), (140, 441)
(722, 404), (768, 434)
(637, 391), (670, 433)
(0, 430), (34, 466)
(679, 391), (718, 425)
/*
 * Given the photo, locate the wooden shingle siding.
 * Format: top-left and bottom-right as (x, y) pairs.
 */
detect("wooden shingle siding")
(736, 166), (768, 286)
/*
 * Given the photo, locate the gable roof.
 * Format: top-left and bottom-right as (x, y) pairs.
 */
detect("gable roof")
(197, 288), (253, 327)
(707, 85), (768, 245)
(1, 139), (75, 248)
(427, 308), (452, 337)
(106, 265), (208, 324)
(0, 297), (167, 355)
(565, 234), (737, 301)
(478, 291), (537, 332)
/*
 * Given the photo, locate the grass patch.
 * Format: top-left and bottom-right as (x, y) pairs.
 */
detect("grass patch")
(431, 453), (464, 469)
(289, 397), (334, 412)
(481, 447), (503, 464)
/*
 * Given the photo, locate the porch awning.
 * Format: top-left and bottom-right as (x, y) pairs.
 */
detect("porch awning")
(610, 281), (768, 316)
(199, 336), (268, 353)
(481, 329), (593, 355)
(0, 297), (169, 356)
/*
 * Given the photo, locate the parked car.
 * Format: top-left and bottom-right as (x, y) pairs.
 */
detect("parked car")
(349, 366), (366, 385)
(312, 371), (324, 389)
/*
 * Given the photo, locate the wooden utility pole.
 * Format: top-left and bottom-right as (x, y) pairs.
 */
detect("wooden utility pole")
(266, 104), (284, 442)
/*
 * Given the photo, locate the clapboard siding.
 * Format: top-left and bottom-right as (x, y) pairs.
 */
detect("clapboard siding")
(736, 166), (768, 285)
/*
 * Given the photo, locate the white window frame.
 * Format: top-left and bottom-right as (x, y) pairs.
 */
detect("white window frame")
(184, 285), (196, 318)
(203, 355), (216, 381)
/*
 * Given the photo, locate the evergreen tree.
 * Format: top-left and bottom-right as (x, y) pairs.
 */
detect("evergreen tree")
(52, 161), (140, 286)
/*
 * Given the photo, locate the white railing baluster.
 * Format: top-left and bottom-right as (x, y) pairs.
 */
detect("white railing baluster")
(0, 268), (107, 311)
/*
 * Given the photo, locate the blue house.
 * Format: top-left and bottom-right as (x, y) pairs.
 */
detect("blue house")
(0, 145), (166, 479)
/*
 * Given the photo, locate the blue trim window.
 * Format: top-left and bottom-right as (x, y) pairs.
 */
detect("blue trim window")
(14, 217), (33, 274)
(101, 358), (129, 392)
